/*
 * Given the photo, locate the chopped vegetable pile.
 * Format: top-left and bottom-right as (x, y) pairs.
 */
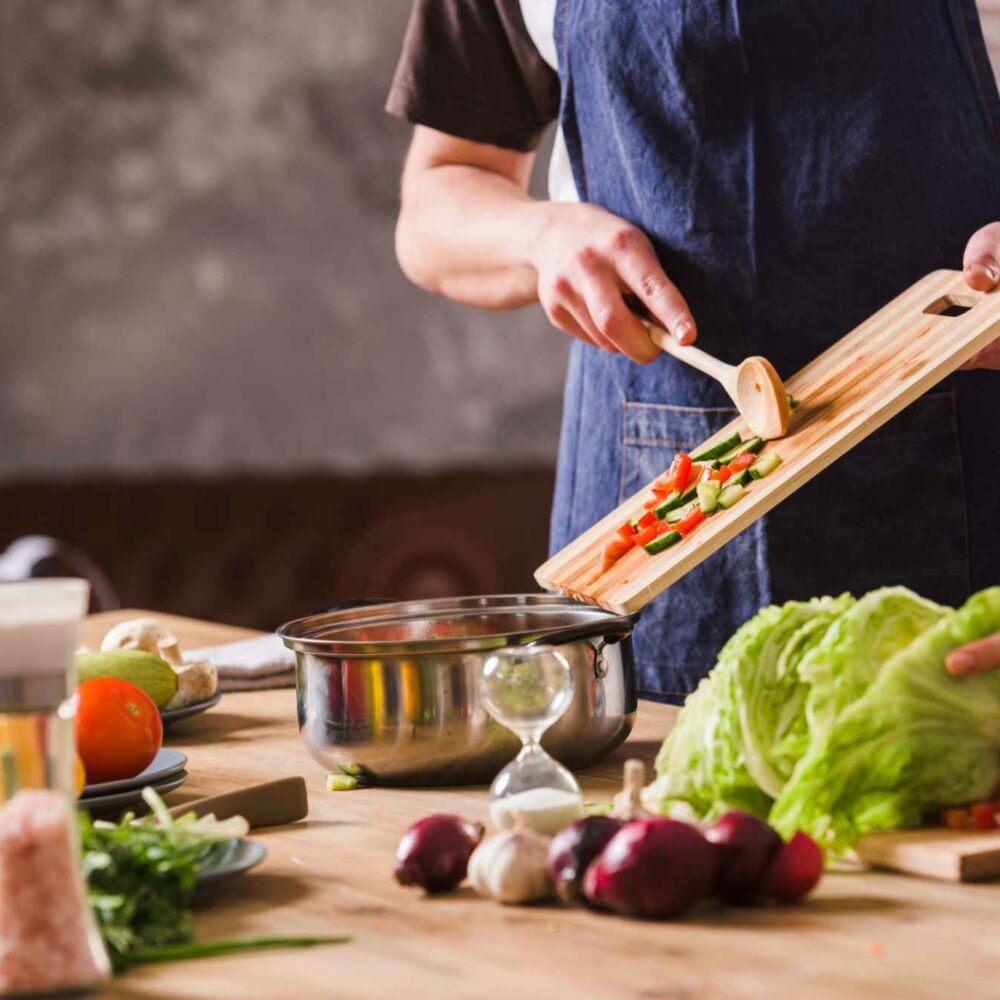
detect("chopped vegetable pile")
(601, 432), (782, 574)
(81, 789), (347, 972)
(646, 586), (1000, 854)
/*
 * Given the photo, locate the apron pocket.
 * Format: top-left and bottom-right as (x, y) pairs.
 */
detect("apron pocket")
(621, 402), (771, 703)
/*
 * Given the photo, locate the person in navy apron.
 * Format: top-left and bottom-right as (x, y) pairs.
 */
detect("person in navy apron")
(388, 0), (1000, 703)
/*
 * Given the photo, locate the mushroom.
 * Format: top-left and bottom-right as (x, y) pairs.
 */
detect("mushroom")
(101, 617), (183, 666)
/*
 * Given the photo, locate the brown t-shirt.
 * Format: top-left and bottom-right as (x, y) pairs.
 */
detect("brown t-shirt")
(386, 0), (560, 152)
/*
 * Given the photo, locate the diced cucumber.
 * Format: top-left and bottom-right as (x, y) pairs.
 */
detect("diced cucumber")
(665, 500), (700, 525)
(716, 436), (765, 464)
(654, 487), (697, 519)
(718, 483), (746, 509)
(691, 432), (742, 462)
(643, 530), (682, 554)
(787, 394), (800, 411)
(733, 469), (752, 487)
(696, 480), (721, 514)
(749, 451), (783, 480)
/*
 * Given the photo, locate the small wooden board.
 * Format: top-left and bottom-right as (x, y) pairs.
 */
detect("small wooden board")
(536, 270), (1000, 614)
(856, 828), (1000, 883)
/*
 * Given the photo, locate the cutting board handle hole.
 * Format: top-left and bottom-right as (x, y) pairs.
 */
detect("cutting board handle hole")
(924, 295), (975, 318)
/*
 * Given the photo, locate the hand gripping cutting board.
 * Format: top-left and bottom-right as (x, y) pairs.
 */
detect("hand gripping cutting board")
(536, 270), (1000, 614)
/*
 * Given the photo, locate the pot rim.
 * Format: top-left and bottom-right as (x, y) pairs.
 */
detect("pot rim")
(277, 593), (636, 658)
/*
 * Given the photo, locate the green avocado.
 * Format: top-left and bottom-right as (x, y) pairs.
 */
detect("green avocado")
(76, 650), (179, 709)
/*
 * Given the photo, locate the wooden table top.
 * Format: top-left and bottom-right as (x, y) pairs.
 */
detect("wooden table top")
(82, 610), (1000, 1000)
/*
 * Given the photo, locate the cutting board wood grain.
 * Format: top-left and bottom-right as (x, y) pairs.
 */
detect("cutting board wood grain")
(536, 269), (1000, 614)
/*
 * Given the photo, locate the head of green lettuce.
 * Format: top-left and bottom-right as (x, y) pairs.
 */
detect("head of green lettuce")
(645, 586), (1000, 853)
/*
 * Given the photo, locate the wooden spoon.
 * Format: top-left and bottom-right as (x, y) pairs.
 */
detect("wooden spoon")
(645, 321), (792, 439)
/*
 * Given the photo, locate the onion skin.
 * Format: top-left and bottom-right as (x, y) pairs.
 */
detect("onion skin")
(547, 816), (623, 902)
(757, 831), (824, 902)
(583, 818), (718, 919)
(704, 810), (782, 903)
(393, 814), (485, 894)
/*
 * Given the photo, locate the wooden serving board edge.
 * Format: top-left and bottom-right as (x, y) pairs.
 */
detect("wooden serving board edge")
(535, 270), (1000, 614)
(855, 828), (1000, 883)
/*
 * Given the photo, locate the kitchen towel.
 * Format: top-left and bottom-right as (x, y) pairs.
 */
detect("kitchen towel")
(186, 633), (296, 692)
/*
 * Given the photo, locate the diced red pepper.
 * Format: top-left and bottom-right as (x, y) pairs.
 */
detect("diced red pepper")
(600, 537), (633, 574)
(728, 452), (755, 473)
(701, 465), (732, 484)
(651, 486), (674, 498)
(635, 523), (660, 548)
(970, 802), (999, 830)
(637, 509), (656, 528)
(643, 497), (660, 510)
(942, 808), (969, 830)
(674, 508), (706, 537)
(664, 452), (693, 493)
(617, 523), (637, 543)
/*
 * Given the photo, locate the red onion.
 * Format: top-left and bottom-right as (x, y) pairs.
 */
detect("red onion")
(704, 810), (782, 903)
(757, 831), (824, 902)
(393, 814), (484, 894)
(583, 818), (718, 919)
(547, 816), (623, 902)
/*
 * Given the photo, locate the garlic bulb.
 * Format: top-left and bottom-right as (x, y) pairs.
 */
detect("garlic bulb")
(610, 759), (651, 822)
(467, 823), (553, 905)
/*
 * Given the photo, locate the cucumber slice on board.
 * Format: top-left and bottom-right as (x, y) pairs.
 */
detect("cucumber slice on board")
(718, 483), (746, 509)
(691, 432), (743, 462)
(654, 487), (698, 519)
(664, 500), (700, 525)
(643, 530), (682, 555)
(749, 451), (783, 479)
(716, 436), (766, 464)
(696, 480), (721, 514)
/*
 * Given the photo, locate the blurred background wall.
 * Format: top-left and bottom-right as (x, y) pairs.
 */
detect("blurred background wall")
(0, 0), (565, 626)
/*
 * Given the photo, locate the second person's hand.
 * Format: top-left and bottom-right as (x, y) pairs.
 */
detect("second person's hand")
(528, 202), (697, 364)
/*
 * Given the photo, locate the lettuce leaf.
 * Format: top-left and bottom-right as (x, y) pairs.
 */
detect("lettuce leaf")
(648, 595), (853, 819)
(794, 587), (949, 750)
(770, 587), (1000, 852)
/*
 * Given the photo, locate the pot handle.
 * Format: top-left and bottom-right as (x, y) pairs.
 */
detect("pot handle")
(523, 613), (637, 651)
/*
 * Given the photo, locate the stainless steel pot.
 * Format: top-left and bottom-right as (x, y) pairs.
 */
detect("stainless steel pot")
(278, 594), (638, 786)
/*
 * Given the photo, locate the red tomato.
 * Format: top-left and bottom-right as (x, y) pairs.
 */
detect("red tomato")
(637, 510), (656, 528)
(675, 508), (706, 536)
(942, 808), (969, 830)
(716, 466), (732, 483)
(75, 677), (163, 784)
(635, 523), (660, 547)
(664, 452), (693, 492)
(970, 802), (999, 831)
(617, 523), (637, 542)
(728, 452), (755, 473)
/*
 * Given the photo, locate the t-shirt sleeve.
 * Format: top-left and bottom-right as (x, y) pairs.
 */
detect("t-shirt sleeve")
(386, 0), (560, 152)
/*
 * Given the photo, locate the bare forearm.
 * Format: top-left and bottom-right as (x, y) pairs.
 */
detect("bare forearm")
(397, 160), (548, 309)
(394, 126), (697, 362)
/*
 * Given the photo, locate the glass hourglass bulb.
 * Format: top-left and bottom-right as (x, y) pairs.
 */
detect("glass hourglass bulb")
(480, 645), (582, 835)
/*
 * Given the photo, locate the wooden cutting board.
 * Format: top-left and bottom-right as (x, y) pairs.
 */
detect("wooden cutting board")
(536, 269), (1000, 614)
(856, 828), (1000, 882)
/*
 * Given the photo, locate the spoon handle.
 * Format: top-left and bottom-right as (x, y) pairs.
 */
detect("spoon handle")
(645, 321), (737, 390)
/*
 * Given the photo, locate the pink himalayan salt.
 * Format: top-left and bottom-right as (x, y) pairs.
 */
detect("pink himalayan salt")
(0, 789), (108, 994)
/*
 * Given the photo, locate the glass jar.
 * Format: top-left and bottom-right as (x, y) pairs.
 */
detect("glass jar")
(0, 580), (109, 996)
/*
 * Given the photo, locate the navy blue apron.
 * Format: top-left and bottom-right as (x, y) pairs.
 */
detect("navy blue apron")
(549, 0), (1000, 702)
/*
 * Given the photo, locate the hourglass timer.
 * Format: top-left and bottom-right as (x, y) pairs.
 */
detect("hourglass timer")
(480, 644), (583, 835)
